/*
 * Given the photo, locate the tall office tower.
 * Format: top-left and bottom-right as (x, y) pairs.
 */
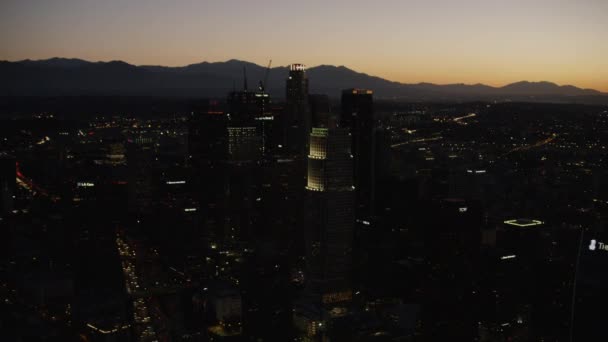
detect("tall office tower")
(296, 108), (355, 337)
(254, 89), (274, 155)
(226, 79), (263, 161)
(188, 101), (228, 164)
(476, 218), (577, 341)
(0, 154), (16, 217)
(341, 89), (376, 220)
(490, 218), (571, 341)
(497, 219), (545, 325)
(126, 127), (158, 213)
(420, 198), (483, 342)
(225, 86), (263, 244)
(284, 64), (311, 155)
(227, 90), (258, 121)
(187, 102), (229, 240)
(227, 71), (275, 155)
(220, 85), (266, 245)
(309, 94), (331, 128)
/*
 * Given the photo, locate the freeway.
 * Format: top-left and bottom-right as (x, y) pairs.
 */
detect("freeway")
(497, 133), (557, 159)
(15, 161), (60, 202)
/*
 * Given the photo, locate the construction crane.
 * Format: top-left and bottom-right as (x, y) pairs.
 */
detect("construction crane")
(258, 59), (272, 92)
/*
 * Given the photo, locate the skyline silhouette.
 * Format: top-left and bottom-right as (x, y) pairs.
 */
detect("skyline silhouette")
(2, 57), (606, 103)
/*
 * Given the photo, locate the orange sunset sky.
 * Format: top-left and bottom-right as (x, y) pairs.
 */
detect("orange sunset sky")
(1, 0), (606, 91)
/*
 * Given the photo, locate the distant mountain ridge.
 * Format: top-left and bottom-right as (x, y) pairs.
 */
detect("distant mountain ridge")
(1, 58), (605, 103)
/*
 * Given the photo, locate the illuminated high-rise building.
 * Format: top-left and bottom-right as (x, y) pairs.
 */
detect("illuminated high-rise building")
(284, 63), (311, 155)
(341, 89), (376, 220)
(295, 108), (354, 340)
(305, 126), (354, 296)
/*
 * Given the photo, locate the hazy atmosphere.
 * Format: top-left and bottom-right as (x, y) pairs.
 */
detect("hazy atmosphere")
(1, 0), (607, 90)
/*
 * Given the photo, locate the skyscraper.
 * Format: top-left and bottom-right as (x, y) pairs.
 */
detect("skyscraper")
(188, 100), (227, 165)
(305, 125), (354, 300)
(295, 112), (355, 340)
(284, 63), (310, 155)
(420, 198), (483, 341)
(187, 101), (229, 241)
(341, 89), (375, 220)
(224, 81), (266, 244)
(309, 94), (331, 128)
(226, 85), (263, 161)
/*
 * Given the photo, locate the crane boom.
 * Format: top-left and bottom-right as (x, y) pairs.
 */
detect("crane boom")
(262, 59), (272, 92)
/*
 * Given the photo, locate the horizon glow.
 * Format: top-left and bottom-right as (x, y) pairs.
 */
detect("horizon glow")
(1, 0), (607, 91)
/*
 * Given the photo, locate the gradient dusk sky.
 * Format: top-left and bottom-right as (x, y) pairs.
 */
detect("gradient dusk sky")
(1, 0), (607, 91)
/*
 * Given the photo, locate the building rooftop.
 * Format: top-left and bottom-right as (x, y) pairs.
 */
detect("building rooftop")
(503, 218), (544, 227)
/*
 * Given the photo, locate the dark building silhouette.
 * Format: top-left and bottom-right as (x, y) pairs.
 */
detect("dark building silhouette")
(227, 89), (258, 124)
(309, 94), (331, 128)
(284, 63), (311, 155)
(226, 80), (263, 161)
(225, 83), (263, 244)
(188, 100), (228, 164)
(421, 198), (483, 342)
(341, 89), (376, 220)
(496, 219), (545, 327)
(575, 229), (608, 341)
(187, 102), (229, 241)
(126, 127), (157, 213)
(486, 218), (575, 340)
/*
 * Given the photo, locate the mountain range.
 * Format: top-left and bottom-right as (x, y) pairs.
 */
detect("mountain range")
(1, 58), (606, 103)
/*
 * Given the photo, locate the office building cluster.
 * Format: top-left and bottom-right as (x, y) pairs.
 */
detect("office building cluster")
(1, 64), (608, 342)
